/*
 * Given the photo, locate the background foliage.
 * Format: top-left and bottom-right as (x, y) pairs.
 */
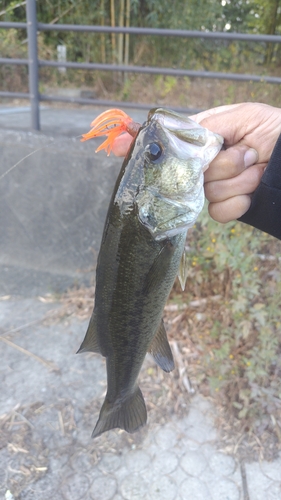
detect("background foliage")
(166, 207), (281, 454)
(1, 0), (281, 94)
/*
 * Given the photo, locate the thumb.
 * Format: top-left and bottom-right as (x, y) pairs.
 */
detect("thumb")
(204, 145), (259, 183)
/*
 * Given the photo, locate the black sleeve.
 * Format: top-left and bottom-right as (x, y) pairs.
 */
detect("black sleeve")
(238, 133), (281, 240)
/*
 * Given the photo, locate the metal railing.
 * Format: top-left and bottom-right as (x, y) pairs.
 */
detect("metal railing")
(1, 0), (281, 130)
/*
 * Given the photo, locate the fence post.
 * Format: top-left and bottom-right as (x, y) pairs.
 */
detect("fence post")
(26, 0), (40, 130)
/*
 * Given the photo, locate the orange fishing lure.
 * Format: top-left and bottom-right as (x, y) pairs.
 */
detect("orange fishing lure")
(81, 108), (140, 155)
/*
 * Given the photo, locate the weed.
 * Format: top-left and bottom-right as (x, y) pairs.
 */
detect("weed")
(171, 204), (281, 444)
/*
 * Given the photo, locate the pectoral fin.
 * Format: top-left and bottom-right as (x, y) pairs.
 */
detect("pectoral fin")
(148, 320), (174, 373)
(76, 313), (101, 354)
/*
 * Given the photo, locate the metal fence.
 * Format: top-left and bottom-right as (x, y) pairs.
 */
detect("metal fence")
(1, 0), (281, 130)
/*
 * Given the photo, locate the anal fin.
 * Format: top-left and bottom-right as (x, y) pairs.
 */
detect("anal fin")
(148, 320), (175, 373)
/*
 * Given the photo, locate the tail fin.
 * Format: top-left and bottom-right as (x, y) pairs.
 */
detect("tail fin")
(92, 387), (147, 438)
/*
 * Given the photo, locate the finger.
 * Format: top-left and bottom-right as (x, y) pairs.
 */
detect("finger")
(208, 195), (252, 223)
(204, 146), (258, 183)
(112, 133), (133, 156)
(205, 164), (265, 203)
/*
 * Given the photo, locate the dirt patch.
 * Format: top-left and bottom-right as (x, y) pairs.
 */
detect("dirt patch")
(0, 403), (49, 498)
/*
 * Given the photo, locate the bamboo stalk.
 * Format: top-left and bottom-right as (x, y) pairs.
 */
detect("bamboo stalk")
(124, 0), (131, 67)
(118, 0), (125, 82)
(110, 0), (116, 64)
(0, 1), (26, 17)
(100, 0), (106, 64)
(265, 0), (280, 64)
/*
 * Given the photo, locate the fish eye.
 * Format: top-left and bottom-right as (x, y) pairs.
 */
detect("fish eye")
(145, 142), (162, 162)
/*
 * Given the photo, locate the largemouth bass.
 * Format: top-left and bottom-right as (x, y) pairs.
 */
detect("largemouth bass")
(78, 108), (223, 438)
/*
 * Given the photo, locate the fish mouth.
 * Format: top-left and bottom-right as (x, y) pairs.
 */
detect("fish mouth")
(147, 108), (223, 171)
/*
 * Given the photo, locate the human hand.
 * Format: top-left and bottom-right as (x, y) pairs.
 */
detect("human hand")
(190, 103), (281, 223)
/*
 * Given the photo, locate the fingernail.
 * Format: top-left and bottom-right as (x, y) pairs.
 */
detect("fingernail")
(244, 148), (258, 168)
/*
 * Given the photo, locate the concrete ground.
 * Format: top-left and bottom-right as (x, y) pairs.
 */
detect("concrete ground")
(1, 297), (281, 500)
(1, 105), (281, 499)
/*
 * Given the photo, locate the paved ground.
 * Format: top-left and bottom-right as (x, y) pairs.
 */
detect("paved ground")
(1, 297), (281, 500)
(1, 104), (281, 499)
